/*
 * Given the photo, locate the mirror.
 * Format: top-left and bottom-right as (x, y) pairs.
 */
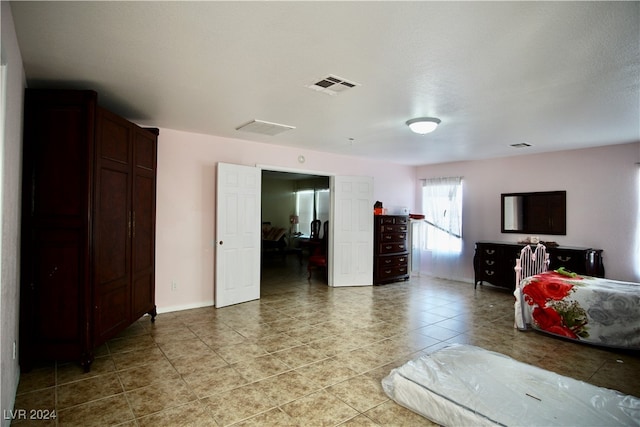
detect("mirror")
(501, 191), (566, 235)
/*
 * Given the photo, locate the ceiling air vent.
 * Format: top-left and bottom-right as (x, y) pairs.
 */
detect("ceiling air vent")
(306, 74), (361, 96)
(235, 119), (295, 136)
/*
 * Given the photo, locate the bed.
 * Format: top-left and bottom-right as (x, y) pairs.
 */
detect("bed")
(515, 271), (640, 350)
(382, 344), (640, 426)
(261, 223), (287, 261)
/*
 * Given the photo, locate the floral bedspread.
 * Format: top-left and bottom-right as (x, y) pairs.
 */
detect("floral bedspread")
(515, 271), (640, 349)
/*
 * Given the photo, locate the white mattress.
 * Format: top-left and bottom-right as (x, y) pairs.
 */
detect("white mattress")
(382, 344), (640, 426)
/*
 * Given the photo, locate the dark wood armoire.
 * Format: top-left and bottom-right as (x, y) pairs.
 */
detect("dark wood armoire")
(20, 89), (158, 371)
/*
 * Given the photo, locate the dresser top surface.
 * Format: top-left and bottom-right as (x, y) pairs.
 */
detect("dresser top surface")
(475, 241), (602, 252)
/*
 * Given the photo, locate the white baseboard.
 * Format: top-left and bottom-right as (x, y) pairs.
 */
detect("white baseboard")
(155, 300), (214, 314)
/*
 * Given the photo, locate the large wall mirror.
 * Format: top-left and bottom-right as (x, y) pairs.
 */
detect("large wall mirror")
(501, 191), (566, 235)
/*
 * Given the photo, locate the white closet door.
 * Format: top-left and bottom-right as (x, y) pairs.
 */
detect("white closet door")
(330, 175), (374, 287)
(215, 162), (261, 308)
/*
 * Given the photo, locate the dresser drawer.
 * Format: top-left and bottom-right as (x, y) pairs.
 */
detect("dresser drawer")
(377, 265), (408, 280)
(380, 224), (408, 233)
(377, 215), (408, 226)
(379, 242), (408, 254)
(377, 254), (408, 269)
(380, 232), (407, 243)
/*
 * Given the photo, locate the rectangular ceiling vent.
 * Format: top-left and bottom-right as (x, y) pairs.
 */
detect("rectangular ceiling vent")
(306, 74), (361, 96)
(235, 119), (296, 136)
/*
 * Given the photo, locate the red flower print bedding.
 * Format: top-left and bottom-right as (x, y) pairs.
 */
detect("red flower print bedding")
(514, 271), (640, 349)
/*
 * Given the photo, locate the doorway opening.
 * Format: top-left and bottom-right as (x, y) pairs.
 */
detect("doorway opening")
(260, 170), (330, 292)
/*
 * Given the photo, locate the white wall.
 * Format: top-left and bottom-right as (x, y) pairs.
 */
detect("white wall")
(1, 3), (25, 424)
(415, 142), (640, 283)
(155, 128), (416, 312)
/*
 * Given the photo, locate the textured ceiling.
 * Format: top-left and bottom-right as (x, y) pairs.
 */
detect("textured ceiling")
(10, 1), (640, 165)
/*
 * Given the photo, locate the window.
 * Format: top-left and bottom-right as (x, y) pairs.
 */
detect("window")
(296, 189), (329, 236)
(421, 177), (463, 253)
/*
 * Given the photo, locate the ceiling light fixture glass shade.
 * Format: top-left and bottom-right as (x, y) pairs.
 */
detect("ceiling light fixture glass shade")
(406, 117), (441, 134)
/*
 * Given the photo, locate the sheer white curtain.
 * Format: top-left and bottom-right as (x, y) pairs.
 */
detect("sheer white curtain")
(420, 177), (464, 280)
(296, 189), (330, 236)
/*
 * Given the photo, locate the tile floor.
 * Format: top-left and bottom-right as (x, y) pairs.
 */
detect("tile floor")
(12, 256), (640, 426)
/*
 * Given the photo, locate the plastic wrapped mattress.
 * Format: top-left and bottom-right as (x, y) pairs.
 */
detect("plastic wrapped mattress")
(382, 344), (640, 426)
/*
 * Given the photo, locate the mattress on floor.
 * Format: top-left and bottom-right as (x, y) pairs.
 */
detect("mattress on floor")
(382, 344), (640, 427)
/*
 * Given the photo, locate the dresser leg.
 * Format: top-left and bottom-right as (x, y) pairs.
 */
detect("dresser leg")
(80, 352), (94, 373)
(148, 306), (157, 323)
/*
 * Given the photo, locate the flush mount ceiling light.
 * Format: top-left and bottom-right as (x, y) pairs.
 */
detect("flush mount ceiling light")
(406, 117), (441, 134)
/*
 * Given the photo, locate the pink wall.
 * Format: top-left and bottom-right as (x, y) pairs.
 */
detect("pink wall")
(415, 142), (640, 283)
(155, 128), (416, 312)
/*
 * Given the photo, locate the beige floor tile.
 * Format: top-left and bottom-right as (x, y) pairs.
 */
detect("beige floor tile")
(15, 366), (55, 395)
(364, 400), (437, 426)
(328, 374), (389, 412)
(339, 414), (382, 426)
(254, 370), (321, 405)
(125, 378), (196, 418)
(198, 329), (247, 348)
(272, 342), (330, 368)
(57, 373), (123, 409)
(202, 382), (276, 426)
(107, 334), (157, 354)
(332, 347), (389, 374)
(56, 356), (116, 385)
(214, 342), (269, 364)
(182, 364), (248, 398)
(136, 401), (214, 427)
(110, 347), (168, 371)
(232, 408), (300, 427)
(11, 387), (55, 414)
(56, 394), (133, 427)
(167, 350), (228, 376)
(232, 354), (291, 382)
(281, 389), (359, 426)
(295, 357), (359, 388)
(117, 358), (181, 391)
(157, 337), (211, 359)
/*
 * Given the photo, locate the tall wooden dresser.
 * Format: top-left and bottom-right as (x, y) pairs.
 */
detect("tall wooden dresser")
(20, 89), (158, 371)
(474, 241), (604, 291)
(374, 215), (410, 284)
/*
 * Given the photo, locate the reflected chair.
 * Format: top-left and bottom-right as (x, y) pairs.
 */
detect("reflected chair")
(309, 219), (322, 240)
(308, 221), (328, 280)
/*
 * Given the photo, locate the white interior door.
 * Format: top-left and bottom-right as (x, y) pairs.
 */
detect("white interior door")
(330, 175), (374, 287)
(215, 162), (261, 308)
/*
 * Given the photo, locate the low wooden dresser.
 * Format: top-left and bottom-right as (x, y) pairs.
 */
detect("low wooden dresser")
(474, 241), (604, 290)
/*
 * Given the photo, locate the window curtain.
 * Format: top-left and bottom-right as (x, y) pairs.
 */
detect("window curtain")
(296, 189), (330, 236)
(420, 177), (464, 280)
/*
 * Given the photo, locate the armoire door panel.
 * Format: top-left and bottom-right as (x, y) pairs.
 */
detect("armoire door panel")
(134, 129), (157, 171)
(132, 274), (154, 319)
(32, 108), (89, 219)
(95, 284), (130, 340)
(133, 175), (154, 272)
(98, 108), (131, 165)
(95, 167), (130, 284)
(34, 229), (85, 343)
